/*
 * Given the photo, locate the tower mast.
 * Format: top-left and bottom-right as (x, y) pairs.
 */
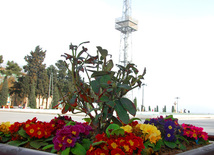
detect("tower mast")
(115, 0), (138, 66)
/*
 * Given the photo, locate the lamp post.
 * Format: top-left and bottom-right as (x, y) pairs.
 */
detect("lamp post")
(175, 97), (180, 113)
(142, 83), (147, 111)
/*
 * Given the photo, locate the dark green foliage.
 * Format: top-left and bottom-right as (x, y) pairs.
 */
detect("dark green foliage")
(133, 97), (137, 111)
(23, 46), (47, 108)
(0, 55), (3, 65)
(4, 61), (22, 76)
(29, 82), (36, 108)
(172, 105), (175, 113)
(57, 42), (146, 134)
(148, 106), (151, 111)
(156, 105), (159, 112)
(0, 76), (9, 106)
(163, 105), (166, 112)
(52, 86), (59, 108)
(36, 66), (49, 107)
(24, 46), (46, 83)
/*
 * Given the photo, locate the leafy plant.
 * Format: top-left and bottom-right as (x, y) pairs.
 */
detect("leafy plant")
(55, 42), (146, 133)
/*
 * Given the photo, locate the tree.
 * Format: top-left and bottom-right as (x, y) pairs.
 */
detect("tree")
(172, 105), (175, 113)
(163, 105), (166, 112)
(24, 46), (46, 108)
(148, 106), (151, 111)
(46, 65), (58, 98)
(55, 60), (68, 94)
(0, 76), (9, 106)
(5, 61), (22, 76)
(36, 65), (49, 107)
(156, 105), (159, 112)
(0, 55), (3, 66)
(24, 46), (46, 83)
(52, 86), (59, 108)
(28, 82), (36, 108)
(133, 97), (138, 111)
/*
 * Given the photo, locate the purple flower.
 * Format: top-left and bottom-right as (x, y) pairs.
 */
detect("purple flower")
(64, 137), (76, 148)
(164, 120), (175, 132)
(165, 131), (176, 142)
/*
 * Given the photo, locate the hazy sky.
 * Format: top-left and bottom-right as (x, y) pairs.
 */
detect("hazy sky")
(1, 0), (214, 113)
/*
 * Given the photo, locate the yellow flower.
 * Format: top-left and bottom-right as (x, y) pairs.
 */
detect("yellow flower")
(120, 125), (132, 133)
(0, 122), (11, 134)
(136, 124), (161, 144)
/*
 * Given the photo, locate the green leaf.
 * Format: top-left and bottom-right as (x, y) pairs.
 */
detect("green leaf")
(111, 128), (125, 136)
(115, 100), (130, 124)
(148, 142), (155, 148)
(153, 139), (163, 151)
(18, 128), (29, 138)
(44, 136), (54, 142)
(62, 104), (70, 114)
(106, 60), (113, 71)
(97, 46), (108, 58)
(164, 140), (177, 149)
(128, 117), (141, 124)
(90, 80), (100, 94)
(82, 118), (91, 123)
(165, 115), (174, 120)
(92, 141), (107, 146)
(120, 98), (136, 116)
(30, 141), (48, 149)
(8, 140), (28, 147)
(100, 75), (111, 87)
(102, 106), (109, 120)
(42, 144), (54, 150)
(100, 96), (109, 102)
(106, 101), (115, 108)
(91, 71), (113, 78)
(69, 94), (77, 106)
(111, 116), (122, 126)
(1, 136), (11, 142)
(176, 135), (189, 144)
(70, 143), (86, 155)
(82, 139), (92, 151)
(117, 84), (131, 90)
(61, 147), (70, 155)
(178, 143), (186, 150)
(51, 148), (57, 153)
(7, 140), (20, 146)
(106, 124), (120, 137)
(143, 141), (150, 149)
(66, 120), (76, 126)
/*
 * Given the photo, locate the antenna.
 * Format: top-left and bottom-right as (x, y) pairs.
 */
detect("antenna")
(115, 0), (138, 66)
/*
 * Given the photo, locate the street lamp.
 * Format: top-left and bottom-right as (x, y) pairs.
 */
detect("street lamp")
(142, 83), (147, 111)
(175, 97), (180, 113)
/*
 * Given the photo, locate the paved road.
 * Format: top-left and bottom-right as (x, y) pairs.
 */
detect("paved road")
(1, 111), (214, 135)
(0, 111), (85, 123)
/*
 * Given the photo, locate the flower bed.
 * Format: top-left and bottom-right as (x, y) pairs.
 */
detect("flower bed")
(1, 43), (213, 154)
(0, 115), (212, 155)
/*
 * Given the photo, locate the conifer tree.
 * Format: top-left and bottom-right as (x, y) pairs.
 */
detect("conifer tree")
(52, 86), (59, 108)
(172, 105), (175, 113)
(28, 82), (36, 108)
(0, 76), (9, 106)
(148, 106), (151, 111)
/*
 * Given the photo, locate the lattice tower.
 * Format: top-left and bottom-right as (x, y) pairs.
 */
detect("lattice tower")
(115, 0), (138, 66)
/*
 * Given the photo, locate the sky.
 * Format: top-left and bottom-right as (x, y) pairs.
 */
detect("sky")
(0, 0), (214, 113)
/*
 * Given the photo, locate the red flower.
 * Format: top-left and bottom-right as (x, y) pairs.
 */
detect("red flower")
(122, 143), (133, 154)
(92, 148), (109, 155)
(107, 139), (119, 150)
(111, 148), (125, 155)
(26, 124), (37, 137)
